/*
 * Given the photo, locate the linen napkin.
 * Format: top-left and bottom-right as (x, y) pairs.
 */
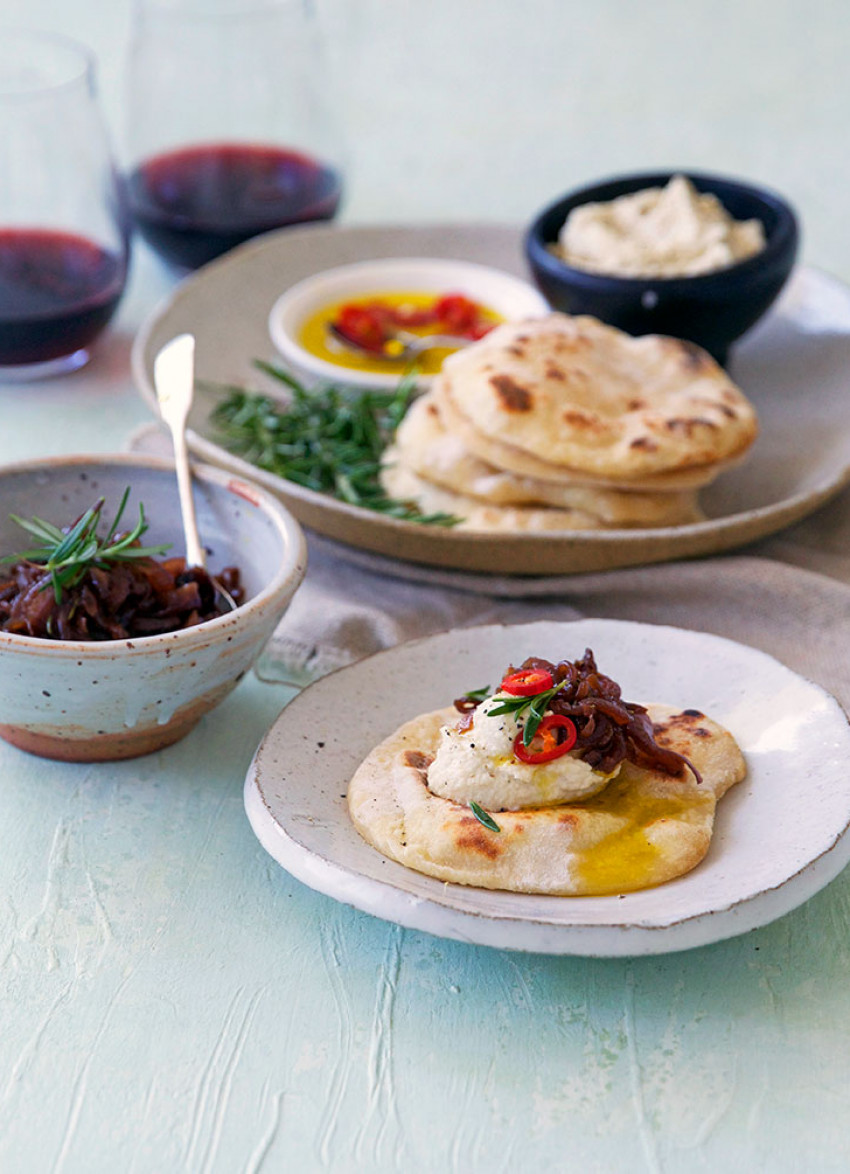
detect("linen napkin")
(261, 535), (850, 711)
(127, 424), (850, 707)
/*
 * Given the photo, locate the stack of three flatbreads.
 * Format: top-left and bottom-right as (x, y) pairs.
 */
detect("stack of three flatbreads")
(380, 313), (759, 532)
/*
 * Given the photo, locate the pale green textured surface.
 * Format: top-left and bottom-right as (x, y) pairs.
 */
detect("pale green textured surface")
(1, 2), (850, 1171)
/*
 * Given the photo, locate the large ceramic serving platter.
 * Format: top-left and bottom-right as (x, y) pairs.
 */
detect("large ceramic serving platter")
(244, 619), (850, 956)
(132, 224), (850, 576)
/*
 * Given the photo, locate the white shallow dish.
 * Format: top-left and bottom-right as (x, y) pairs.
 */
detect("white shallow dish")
(245, 618), (850, 956)
(132, 224), (850, 576)
(267, 255), (549, 390)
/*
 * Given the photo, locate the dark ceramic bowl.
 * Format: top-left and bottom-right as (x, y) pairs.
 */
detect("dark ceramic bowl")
(524, 171), (799, 364)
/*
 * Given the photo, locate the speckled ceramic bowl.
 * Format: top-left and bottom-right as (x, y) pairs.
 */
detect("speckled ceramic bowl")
(525, 170), (799, 364)
(0, 454), (307, 761)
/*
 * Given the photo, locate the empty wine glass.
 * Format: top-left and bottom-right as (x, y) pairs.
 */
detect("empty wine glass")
(125, 0), (345, 271)
(0, 30), (130, 379)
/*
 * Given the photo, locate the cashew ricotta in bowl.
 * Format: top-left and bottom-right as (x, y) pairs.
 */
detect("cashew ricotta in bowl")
(555, 174), (766, 278)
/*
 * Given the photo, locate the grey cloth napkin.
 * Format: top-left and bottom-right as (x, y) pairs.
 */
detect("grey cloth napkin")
(126, 423), (850, 705)
(262, 537), (850, 711)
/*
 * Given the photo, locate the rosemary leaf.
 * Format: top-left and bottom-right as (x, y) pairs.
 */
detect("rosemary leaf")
(9, 515), (65, 545)
(485, 682), (568, 746)
(469, 801), (501, 833)
(3, 491), (170, 603)
(105, 487), (131, 543)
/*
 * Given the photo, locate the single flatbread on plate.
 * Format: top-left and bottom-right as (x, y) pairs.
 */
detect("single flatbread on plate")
(435, 312), (758, 486)
(383, 391), (704, 528)
(347, 703), (746, 896)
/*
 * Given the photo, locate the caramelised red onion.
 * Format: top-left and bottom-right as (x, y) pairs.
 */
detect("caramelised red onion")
(0, 556), (243, 641)
(456, 649), (701, 783)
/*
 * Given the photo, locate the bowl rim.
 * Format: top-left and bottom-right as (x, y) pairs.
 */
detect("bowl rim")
(0, 452), (307, 655)
(525, 168), (800, 290)
(267, 254), (550, 390)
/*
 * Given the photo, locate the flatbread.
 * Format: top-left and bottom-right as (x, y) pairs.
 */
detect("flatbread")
(381, 460), (704, 532)
(436, 312), (758, 482)
(388, 391), (704, 526)
(437, 380), (726, 491)
(347, 703), (746, 896)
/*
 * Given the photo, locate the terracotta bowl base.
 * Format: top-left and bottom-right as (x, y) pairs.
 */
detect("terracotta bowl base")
(0, 707), (207, 762)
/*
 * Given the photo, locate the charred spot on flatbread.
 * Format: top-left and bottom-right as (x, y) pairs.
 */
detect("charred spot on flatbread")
(403, 749), (434, 784)
(403, 750), (434, 771)
(453, 816), (504, 859)
(672, 339), (716, 373)
(562, 409), (604, 431)
(654, 710), (713, 741)
(489, 374), (533, 412)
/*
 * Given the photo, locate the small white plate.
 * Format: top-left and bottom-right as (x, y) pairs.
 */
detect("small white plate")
(267, 255), (549, 390)
(244, 618), (850, 956)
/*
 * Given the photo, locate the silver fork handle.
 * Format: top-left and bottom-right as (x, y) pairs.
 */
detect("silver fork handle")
(171, 424), (206, 569)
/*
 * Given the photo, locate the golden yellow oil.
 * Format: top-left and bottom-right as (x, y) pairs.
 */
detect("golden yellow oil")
(570, 774), (715, 896)
(298, 291), (501, 376)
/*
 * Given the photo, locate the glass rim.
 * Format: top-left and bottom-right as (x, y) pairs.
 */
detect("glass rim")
(0, 28), (94, 99)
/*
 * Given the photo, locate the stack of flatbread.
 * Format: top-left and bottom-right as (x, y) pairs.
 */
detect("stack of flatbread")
(380, 313), (759, 532)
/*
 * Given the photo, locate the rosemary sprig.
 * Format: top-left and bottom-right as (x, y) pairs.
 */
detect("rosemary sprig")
(469, 800), (501, 833)
(207, 363), (460, 527)
(3, 488), (170, 603)
(487, 681), (568, 747)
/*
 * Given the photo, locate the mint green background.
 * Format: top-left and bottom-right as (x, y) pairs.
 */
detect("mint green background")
(1, 3), (849, 1170)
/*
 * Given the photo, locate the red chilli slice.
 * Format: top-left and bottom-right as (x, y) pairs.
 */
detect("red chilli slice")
(500, 668), (554, 696)
(513, 715), (577, 764)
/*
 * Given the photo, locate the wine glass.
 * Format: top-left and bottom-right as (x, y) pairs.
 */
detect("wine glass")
(125, 0), (345, 271)
(0, 30), (130, 379)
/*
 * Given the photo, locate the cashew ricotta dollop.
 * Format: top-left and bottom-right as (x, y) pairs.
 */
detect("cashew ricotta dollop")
(426, 693), (619, 811)
(556, 175), (766, 278)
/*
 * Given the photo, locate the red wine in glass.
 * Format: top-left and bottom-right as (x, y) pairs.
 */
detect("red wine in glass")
(0, 229), (126, 367)
(128, 142), (342, 270)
